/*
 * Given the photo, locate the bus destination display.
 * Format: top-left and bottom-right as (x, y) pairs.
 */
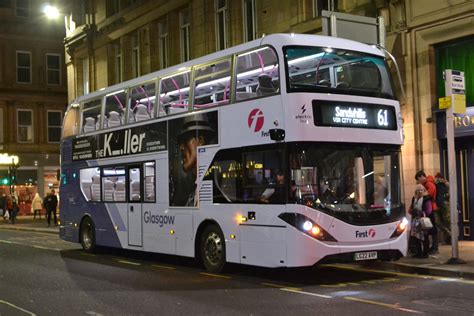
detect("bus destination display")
(312, 100), (397, 130)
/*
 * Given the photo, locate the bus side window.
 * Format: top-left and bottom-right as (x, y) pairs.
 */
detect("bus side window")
(81, 99), (101, 134)
(144, 161), (155, 202)
(105, 90), (126, 128)
(203, 150), (242, 204)
(235, 46), (279, 102)
(159, 71), (191, 116)
(193, 58), (231, 109)
(80, 167), (100, 202)
(129, 82), (156, 122)
(242, 150), (284, 204)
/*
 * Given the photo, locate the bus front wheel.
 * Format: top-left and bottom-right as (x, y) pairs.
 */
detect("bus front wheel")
(80, 217), (96, 253)
(200, 224), (226, 273)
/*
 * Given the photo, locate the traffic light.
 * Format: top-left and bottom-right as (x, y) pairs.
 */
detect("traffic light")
(1, 177), (9, 185)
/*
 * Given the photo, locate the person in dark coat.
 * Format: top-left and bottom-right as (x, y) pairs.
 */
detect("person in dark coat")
(44, 189), (58, 226)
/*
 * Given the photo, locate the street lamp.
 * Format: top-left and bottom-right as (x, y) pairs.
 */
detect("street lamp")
(43, 4), (60, 19)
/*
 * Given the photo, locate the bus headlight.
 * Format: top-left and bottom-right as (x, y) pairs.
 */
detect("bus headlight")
(391, 217), (409, 238)
(279, 213), (337, 242)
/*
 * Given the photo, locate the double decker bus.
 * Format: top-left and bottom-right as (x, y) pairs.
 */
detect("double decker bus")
(60, 34), (407, 272)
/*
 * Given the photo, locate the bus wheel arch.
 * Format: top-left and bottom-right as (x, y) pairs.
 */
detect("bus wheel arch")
(195, 220), (226, 273)
(79, 215), (96, 253)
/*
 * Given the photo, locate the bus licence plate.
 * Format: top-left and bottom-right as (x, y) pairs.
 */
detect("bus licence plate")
(354, 251), (378, 261)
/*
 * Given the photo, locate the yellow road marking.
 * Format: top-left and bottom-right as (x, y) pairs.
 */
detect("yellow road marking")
(152, 264), (176, 270)
(323, 263), (474, 285)
(344, 296), (423, 314)
(81, 253), (96, 257)
(320, 283), (347, 288)
(200, 272), (231, 279)
(261, 283), (301, 291)
(0, 300), (36, 316)
(362, 280), (377, 284)
(281, 288), (332, 299)
(116, 260), (141, 266)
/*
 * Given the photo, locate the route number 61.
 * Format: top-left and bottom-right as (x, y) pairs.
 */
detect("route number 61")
(377, 109), (388, 126)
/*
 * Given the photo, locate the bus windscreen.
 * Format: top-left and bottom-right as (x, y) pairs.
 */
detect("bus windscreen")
(285, 46), (396, 100)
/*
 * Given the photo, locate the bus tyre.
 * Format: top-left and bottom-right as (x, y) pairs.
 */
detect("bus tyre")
(200, 224), (226, 273)
(80, 217), (96, 253)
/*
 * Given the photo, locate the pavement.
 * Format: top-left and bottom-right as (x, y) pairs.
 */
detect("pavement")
(1, 215), (474, 280)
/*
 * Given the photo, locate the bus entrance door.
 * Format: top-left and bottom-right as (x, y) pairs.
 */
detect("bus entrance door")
(128, 165), (143, 247)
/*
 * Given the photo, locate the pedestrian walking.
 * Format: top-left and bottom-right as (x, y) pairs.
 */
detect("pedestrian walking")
(44, 189), (58, 227)
(415, 170), (439, 254)
(408, 184), (433, 258)
(31, 193), (43, 220)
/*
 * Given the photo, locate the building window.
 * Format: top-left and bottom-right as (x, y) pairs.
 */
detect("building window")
(312, 0), (332, 18)
(15, 0), (28, 17)
(113, 42), (122, 84)
(158, 19), (169, 69)
(47, 111), (62, 143)
(243, 0), (257, 42)
(83, 57), (89, 94)
(16, 51), (31, 83)
(215, 0), (228, 50)
(17, 109), (33, 143)
(131, 31), (140, 78)
(46, 54), (61, 85)
(180, 7), (191, 62)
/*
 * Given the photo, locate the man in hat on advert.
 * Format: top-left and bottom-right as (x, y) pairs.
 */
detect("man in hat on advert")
(175, 113), (216, 207)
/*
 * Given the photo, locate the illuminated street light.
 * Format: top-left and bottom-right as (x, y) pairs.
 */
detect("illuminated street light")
(43, 4), (60, 19)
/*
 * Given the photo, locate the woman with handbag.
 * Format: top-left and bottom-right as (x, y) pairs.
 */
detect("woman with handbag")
(408, 184), (433, 258)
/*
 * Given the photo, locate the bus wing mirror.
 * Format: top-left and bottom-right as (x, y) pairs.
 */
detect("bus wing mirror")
(270, 128), (285, 141)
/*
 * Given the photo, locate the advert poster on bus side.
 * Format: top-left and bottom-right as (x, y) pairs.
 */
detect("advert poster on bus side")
(168, 111), (218, 207)
(72, 121), (167, 161)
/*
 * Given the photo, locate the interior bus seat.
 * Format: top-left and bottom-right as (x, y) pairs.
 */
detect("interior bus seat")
(130, 180), (141, 201)
(114, 180), (126, 201)
(96, 114), (108, 129)
(83, 117), (95, 133)
(135, 104), (150, 121)
(91, 175), (101, 201)
(145, 176), (155, 201)
(108, 111), (121, 128)
(103, 179), (114, 202)
(256, 74), (277, 96)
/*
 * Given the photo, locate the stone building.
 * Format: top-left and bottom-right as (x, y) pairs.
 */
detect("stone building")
(0, 0), (67, 208)
(63, 0), (473, 238)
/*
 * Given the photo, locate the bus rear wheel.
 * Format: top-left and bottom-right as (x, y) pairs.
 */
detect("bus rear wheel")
(80, 217), (96, 253)
(200, 224), (226, 273)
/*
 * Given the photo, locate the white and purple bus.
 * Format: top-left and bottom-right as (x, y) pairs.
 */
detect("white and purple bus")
(60, 34), (408, 272)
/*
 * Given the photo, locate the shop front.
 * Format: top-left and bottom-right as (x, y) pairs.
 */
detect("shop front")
(0, 153), (59, 216)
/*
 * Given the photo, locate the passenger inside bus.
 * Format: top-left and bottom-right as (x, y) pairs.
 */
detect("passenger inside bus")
(256, 73), (277, 96)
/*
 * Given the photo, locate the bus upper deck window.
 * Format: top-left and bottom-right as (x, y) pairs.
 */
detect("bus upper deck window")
(159, 71), (191, 116)
(235, 47), (279, 102)
(81, 99), (102, 134)
(129, 82), (156, 122)
(193, 58), (231, 109)
(105, 90), (126, 128)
